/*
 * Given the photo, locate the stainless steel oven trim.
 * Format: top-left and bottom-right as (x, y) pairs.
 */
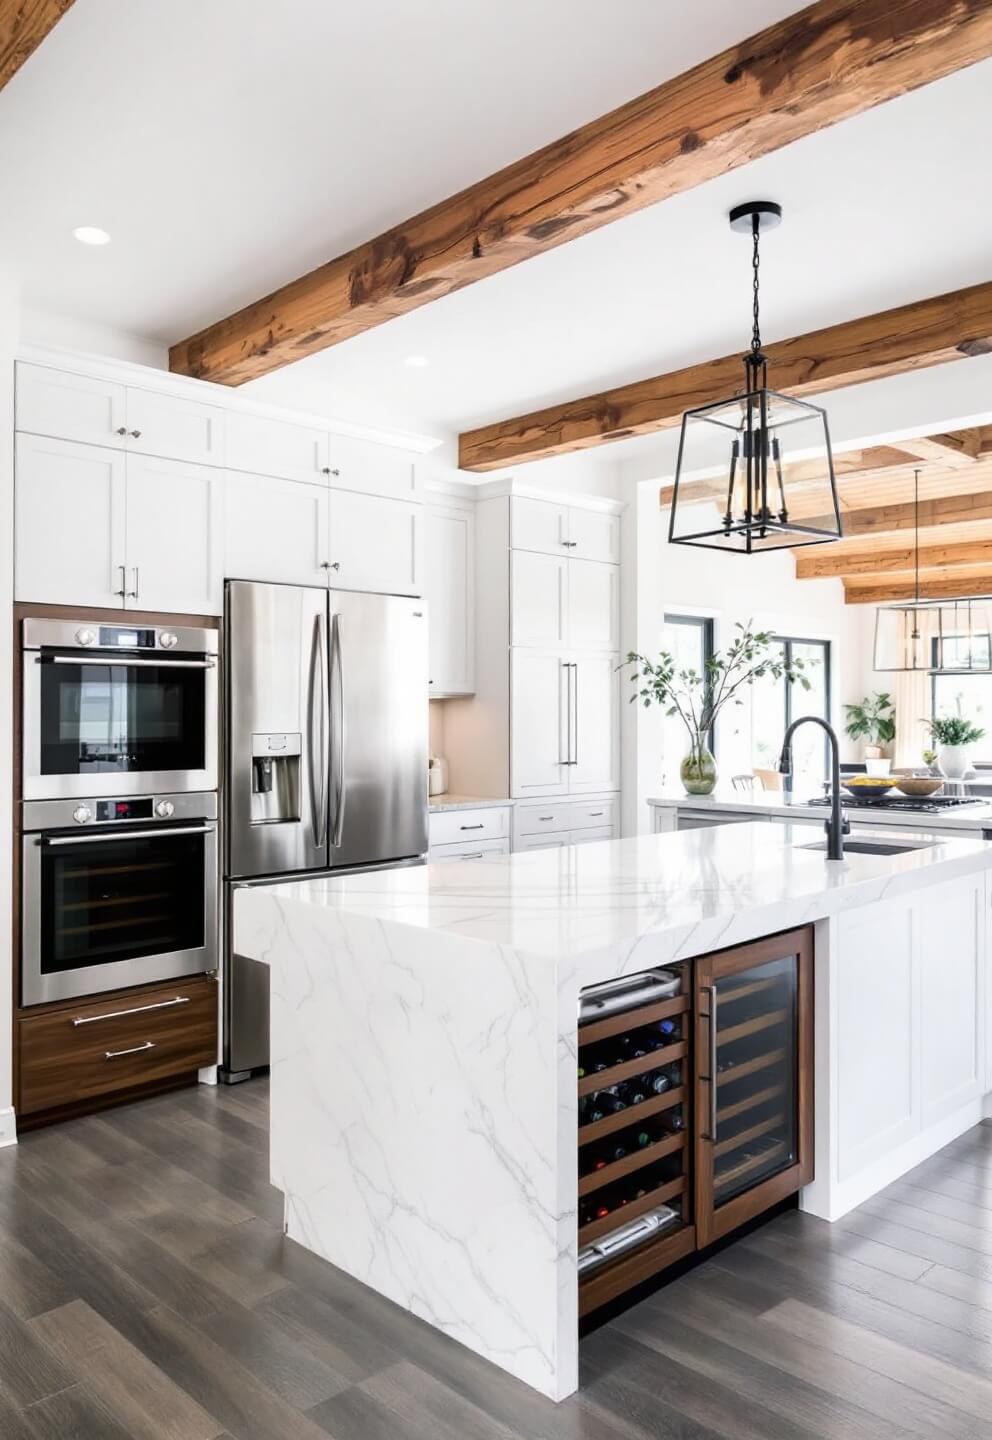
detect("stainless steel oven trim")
(21, 648), (219, 800)
(43, 655), (217, 670)
(21, 816), (218, 1008)
(22, 619), (219, 653)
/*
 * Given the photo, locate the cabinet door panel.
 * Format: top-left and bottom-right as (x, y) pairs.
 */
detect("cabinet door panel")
(226, 412), (329, 485)
(125, 455), (224, 615)
(426, 504), (474, 695)
(225, 470), (329, 588)
(511, 551), (566, 647)
(567, 508), (620, 564)
(568, 558), (618, 650)
(510, 650), (568, 797)
(920, 876), (984, 1126)
(125, 389), (226, 466)
(329, 490), (420, 595)
(329, 434), (418, 501)
(17, 364), (126, 448)
(509, 495), (568, 556)
(695, 927), (813, 1247)
(15, 435), (126, 607)
(567, 652), (620, 793)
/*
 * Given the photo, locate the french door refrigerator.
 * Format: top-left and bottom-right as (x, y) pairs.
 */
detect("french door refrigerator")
(223, 580), (428, 1079)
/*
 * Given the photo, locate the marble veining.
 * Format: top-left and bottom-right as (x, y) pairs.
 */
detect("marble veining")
(234, 823), (992, 1402)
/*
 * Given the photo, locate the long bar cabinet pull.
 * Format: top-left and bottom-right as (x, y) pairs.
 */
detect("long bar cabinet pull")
(704, 983), (719, 1141)
(105, 1041), (156, 1060)
(73, 996), (191, 1026)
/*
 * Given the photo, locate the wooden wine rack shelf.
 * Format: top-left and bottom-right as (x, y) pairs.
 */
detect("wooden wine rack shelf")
(577, 1040), (686, 1099)
(716, 1046), (786, 1090)
(577, 993), (688, 1047)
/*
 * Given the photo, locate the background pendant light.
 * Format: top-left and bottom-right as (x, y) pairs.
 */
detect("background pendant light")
(668, 201), (842, 554)
(873, 467), (992, 673)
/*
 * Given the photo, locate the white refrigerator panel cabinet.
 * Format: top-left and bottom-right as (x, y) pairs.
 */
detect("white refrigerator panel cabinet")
(511, 650), (568, 797)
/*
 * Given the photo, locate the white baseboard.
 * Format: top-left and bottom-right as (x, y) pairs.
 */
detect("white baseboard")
(801, 1097), (984, 1222)
(198, 1065), (218, 1086)
(0, 1106), (17, 1147)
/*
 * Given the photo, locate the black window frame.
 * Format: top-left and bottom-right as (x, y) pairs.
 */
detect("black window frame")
(663, 613), (716, 757)
(930, 658), (992, 770)
(770, 634), (833, 785)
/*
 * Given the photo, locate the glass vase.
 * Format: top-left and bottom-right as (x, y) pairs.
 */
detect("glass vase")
(680, 743), (717, 796)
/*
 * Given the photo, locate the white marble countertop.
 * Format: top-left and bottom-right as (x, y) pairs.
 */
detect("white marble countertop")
(428, 793), (512, 813)
(647, 787), (992, 831)
(241, 823), (992, 972)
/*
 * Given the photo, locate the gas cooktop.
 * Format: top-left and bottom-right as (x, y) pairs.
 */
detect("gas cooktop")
(808, 794), (986, 814)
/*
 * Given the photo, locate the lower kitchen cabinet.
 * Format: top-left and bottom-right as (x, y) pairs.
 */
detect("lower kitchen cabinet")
(17, 973), (218, 1125)
(577, 926), (813, 1316)
(513, 795), (618, 851)
(510, 650), (619, 799)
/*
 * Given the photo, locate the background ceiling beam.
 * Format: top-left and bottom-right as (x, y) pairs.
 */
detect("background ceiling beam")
(0, 0), (74, 90)
(170, 0), (992, 387)
(801, 486), (992, 538)
(844, 569), (992, 603)
(460, 279), (992, 470)
(797, 537), (992, 578)
(899, 431), (982, 466)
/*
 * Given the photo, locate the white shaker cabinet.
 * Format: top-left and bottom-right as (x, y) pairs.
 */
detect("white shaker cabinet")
(15, 434), (126, 607)
(225, 412), (329, 486)
(17, 366), (127, 450)
(510, 551), (566, 647)
(328, 489), (421, 596)
(425, 501), (475, 696)
(510, 649), (569, 797)
(124, 455), (225, 615)
(329, 433), (419, 502)
(566, 558), (619, 651)
(568, 651), (621, 793)
(124, 389), (226, 466)
(509, 494), (619, 564)
(225, 470), (330, 588)
(567, 506), (620, 564)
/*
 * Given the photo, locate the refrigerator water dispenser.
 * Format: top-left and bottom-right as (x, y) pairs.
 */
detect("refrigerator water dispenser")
(250, 733), (301, 824)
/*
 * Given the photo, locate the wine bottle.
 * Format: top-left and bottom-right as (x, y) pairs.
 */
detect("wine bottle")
(649, 1072), (671, 1095)
(635, 1129), (654, 1149)
(658, 1018), (680, 1040)
(620, 1079), (648, 1106)
(658, 1111), (686, 1133)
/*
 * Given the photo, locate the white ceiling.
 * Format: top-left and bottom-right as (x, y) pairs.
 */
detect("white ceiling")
(1, 0), (991, 453)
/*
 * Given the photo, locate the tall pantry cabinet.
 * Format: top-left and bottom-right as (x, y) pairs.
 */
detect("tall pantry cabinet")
(443, 486), (622, 846)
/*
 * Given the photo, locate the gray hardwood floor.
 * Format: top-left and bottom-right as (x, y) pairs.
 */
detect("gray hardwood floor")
(1, 1083), (992, 1439)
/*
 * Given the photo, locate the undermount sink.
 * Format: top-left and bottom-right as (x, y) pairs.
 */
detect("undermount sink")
(799, 838), (938, 858)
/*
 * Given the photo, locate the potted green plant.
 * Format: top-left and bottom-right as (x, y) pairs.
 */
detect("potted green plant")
(842, 692), (896, 772)
(624, 623), (814, 796)
(923, 713), (986, 780)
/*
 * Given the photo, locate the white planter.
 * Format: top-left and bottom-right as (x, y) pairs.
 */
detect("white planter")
(938, 744), (972, 779)
(865, 758), (891, 777)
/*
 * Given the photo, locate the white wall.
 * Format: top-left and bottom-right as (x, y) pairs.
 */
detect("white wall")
(0, 269), (18, 1143)
(628, 477), (873, 831)
(20, 305), (169, 370)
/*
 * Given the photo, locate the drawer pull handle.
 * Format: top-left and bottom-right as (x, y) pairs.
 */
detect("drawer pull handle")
(589, 811), (605, 817)
(538, 815), (554, 822)
(462, 852), (486, 860)
(73, 996), (191, 1027)
(459, 823), (485, 831)
(106, 1041), (156, 1060)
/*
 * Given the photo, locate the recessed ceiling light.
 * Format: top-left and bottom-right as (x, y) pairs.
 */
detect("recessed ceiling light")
(72, 226), (111, 246)
(403, 354), (429, 368)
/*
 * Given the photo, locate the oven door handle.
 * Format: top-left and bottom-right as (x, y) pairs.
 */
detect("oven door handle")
(38, 654), (216, 669)
(39, 824), (216, 846)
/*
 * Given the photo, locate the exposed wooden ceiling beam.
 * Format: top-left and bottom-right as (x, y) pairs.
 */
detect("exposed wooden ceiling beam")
(898, 431), (982, 466)
(170, 0), (992, 387)
(0, 0), (74, 90)
(845, 569), (992, 604)
(797, 537), (992, 578)
(802, 486), (992, 538)
(461, 279), (992, 471)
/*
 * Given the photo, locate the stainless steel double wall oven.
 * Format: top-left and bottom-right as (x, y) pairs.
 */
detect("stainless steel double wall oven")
(20, 617), (220, 1006)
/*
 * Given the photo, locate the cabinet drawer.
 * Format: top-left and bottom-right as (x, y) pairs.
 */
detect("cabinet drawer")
(18, 975), (218, 1116)
(515, 830), (571, 851)
(568, 798), (618, 831)
(429, 838), (510, 863)
(514, 802), (572, 837)
(429, 807), (510, 846)
(571, 824), (615, 845)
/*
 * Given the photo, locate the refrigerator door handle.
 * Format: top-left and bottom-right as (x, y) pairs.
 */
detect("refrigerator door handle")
(307, 612), (328, 848)
(330, 610), (346, 848)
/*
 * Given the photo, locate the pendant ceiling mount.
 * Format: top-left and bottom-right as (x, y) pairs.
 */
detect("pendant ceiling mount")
(668, 200), (841, 555)
(873, 466), (992, 674)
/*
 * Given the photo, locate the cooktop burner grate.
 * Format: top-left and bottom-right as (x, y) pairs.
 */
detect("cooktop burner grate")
(808, 795), (985, 813)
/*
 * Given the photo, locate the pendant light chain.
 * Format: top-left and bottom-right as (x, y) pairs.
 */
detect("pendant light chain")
(750, 216), (762, 356)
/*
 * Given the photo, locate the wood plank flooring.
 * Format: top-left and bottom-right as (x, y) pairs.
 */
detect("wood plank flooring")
(2, 1082), (992, 1439)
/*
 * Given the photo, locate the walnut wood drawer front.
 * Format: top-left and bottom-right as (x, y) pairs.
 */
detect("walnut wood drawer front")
(428, 806), (510, 846)
(18, 976), (218, 1115)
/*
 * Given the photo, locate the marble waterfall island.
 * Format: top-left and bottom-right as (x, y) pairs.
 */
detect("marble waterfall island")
(234, 823), (992, 1401)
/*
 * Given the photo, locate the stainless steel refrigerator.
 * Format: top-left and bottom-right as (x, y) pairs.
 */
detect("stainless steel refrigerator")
(223, 580), (428, 1080)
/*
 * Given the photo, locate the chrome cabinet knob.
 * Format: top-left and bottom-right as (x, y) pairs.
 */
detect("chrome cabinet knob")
(115, 426), (127, 436)
(129, 429), (142, 439)
(72, 805), (93, 825)
(155, 800), (175, 819)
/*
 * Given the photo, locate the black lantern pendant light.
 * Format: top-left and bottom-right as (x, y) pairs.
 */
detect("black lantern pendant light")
(873, 467), (992, 673)
(668, 201), (842, 554)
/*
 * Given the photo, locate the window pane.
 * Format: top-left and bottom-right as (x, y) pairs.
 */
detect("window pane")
(661, 617), (711, 785)
(788, 641), (830, 791)
(932, 676), (992, 764)
(750, 641), (787, 777)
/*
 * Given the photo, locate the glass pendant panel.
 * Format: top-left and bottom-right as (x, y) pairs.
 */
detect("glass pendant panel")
(668, 387), (840, 553)
(873, 599), (992, 673)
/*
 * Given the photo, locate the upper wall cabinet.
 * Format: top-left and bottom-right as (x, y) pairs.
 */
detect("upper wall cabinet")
(426, 500), (475, 697)
(329, 433), (419, 502)
(511, 551), (618, 651)
(225, 412), (329, 486)
(17, 364), (226, 467)
(225, 470), (330, 589)
(15, 435), (224, 614)
(510, 495), (619, 564)
(328, 489), (421, 596)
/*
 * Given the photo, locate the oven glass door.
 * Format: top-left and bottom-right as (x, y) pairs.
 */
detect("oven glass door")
(23, 823), (216, 1006)
(25, 652), (216, 798)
